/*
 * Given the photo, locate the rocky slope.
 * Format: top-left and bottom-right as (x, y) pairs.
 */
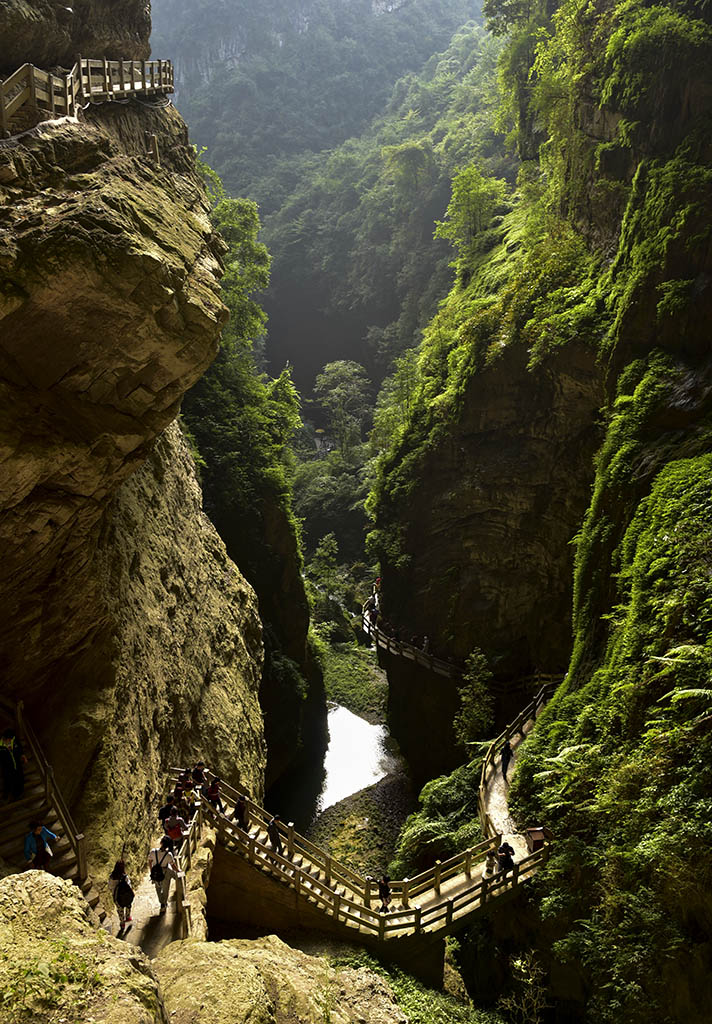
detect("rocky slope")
(0, 93), (265, 878)
(0, 871), (408, 1024)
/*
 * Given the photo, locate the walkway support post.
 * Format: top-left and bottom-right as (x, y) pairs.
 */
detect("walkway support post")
(378, 914), (385, 942)
(465, 849), (472, 879)
(324, 856), (331, 887)
(401, 880), (410, 908)
(414, 906), (422, 934)
(434, 860), (441, 896)
(365, 879), (372, 908)
(287, 823), (294, 858)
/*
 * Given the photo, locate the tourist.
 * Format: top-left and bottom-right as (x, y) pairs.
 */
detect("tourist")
(24, 820), (57, 870)
(191, 761), (208, 786)
(182, 780), (199, 816)
(267, 815), (283, 856)
(497, 841), (515, 873)
(483, 850), (497, 878)
(158, 795), (175, 825)
(501, 739), (513, 779)
(233, 794), (249, 831)
(0, 726), (26, 802)
(378, 874), (391, 913)
(148, 837), (177, 913)
(108, 859), (134, 931)
(164, 807), (188, 845)
(205, 777), (225, 814)
(422, 636), (430, 653)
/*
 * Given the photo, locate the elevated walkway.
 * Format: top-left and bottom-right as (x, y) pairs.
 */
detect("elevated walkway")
(0, 56), (174, 138)
(172, 683), (555, 982)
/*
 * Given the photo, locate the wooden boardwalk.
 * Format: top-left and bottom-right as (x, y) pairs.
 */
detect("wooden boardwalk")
(169, 683), (554, 946)
(0, 57), (174, 137)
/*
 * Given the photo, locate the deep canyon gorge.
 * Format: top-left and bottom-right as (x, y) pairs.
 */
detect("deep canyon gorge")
(1, 0), (711, 1022)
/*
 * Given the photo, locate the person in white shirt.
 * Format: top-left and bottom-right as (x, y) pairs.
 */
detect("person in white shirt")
(148, 837), (177, 912)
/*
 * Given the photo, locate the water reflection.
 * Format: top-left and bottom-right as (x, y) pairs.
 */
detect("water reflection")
(266, 704), (399, 832)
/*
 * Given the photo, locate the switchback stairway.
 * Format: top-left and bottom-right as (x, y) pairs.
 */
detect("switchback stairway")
(169, 682), (555, 983)
(0, 699), (104, 919)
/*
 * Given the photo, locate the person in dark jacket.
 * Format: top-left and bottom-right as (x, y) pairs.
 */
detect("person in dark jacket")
(233, 794), (249, 831)
(205, 777), (225, 814)
(158, 796), (175, 824)
(1, 727), (26, 802)
(378, 875), (391, 912)
(191, 761), (207, 786)
(497, 841), (515, 872)
(24, 820), (57, 869)
(501, 739), (513, 779)
(267, 815), (283, 855)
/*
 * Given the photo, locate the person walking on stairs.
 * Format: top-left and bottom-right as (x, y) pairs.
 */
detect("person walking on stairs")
(1, 726), (26, 802)
(501, 739), (513, 779)
(267, 815), (283, 857)
(24, 820), (57, 870)
(233, 794), (249, 832)
(108, 859), (134, 931)
(149, 837), (177, 913)
(378, 875), (391, 913)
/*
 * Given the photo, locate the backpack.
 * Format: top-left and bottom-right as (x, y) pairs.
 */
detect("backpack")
(150, 850), (167, 882)
(115, 876), (134, 908)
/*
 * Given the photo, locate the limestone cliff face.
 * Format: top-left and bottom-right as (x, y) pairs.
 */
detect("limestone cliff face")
(379, 341), (603, 675)
(40, 422), (266, 879)
(0, 0), (151, 71)
(0, 100), (266, 878)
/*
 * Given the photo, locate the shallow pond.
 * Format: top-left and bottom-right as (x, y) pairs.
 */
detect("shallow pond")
(267, 703), (400, 832)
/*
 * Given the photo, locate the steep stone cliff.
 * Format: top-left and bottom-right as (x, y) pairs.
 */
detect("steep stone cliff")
(0, 0), (151, 71)
(0, 90), (266, 878)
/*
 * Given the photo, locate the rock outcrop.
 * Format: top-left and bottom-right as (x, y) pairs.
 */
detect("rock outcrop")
(155, 934), (408, 1024)
(0, 871), (166, 1023)
(0, 100), (265, 880)
(0, 872), (408, 1024)
(0, 0), (151, 72)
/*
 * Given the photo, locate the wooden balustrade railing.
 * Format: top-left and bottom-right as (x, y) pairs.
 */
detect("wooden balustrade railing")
(15, 701), (88, 881)
(0, 56), (174, 138)
(361, 613), (460, 678)
(476, 681), (556, 836)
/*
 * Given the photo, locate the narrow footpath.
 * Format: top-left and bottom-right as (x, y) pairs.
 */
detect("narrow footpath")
(483, 715), (535, 862)
(104, 855), (182, 956)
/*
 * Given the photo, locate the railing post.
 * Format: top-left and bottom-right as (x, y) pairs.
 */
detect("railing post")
(142, 60), (148, 92)
(103, 57), (110, 97)
(481, 876), (489, 904)
(0, 83), (8, 137)
(49, 73), (56, 114)
(465, 849), (472, 879)
(324, 856), (331, 887)
(401, 879), (409, 908)
(378, 914), (385, 942)
(287, 822), (294, 858)
(29, 65), (37, 109)
(333, 893), (341, 920)
(446, 900), (454, 928)
(76, 834), (88, 882)
(365, 879), (373, 908)
(158, 60), (164, 90)
(511, 863), (520, 887)
(75, 55), (84, 100)
(118, 60), (125, 94)
(414, 906), (422, 934)
(434, 860), (441, 896)
(248, 837), (255, 864)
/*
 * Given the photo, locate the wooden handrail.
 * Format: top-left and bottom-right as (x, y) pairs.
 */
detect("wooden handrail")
(15, 701), (88, 881)
(0, 57), (174, 139)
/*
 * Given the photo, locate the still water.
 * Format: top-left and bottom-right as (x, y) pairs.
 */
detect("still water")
(267, 704), (400, 832)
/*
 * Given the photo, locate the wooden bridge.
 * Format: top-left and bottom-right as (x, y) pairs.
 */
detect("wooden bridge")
(169, 683), (554, 981)
(0, 56), (174, 137)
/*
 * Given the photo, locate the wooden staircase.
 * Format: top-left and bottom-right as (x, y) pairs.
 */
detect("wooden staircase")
(0, 703), (104, 919)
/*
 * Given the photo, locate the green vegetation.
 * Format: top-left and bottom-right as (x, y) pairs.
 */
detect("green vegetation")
(0, 940), (102, 1022)
(328, 949), (504, 1024)
(311, 631), (387, 722)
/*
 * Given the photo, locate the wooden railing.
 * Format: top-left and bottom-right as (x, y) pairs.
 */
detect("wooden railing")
(476, 681), (556, 837)
(0, 57), (174, 137)
(362, 613), (460, 678)
(169, 727), (552, 943)
(15, 701), (88, 881)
